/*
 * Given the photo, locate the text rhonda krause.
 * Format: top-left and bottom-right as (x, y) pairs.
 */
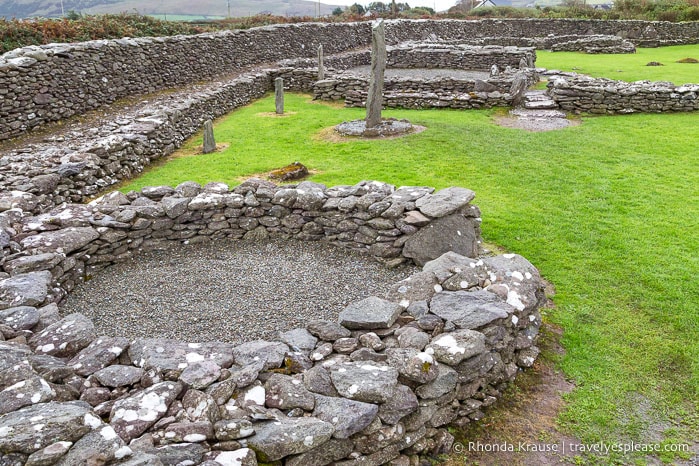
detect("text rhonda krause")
(459, 441), (690, 455)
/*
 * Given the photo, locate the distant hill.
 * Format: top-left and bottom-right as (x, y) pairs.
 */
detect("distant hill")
(0, 0), (344, 19)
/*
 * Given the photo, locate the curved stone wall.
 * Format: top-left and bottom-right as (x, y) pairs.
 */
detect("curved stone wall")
(0, 179), (545, 465)
(2, 18), (698, 141)
(548, 74), (699, 114)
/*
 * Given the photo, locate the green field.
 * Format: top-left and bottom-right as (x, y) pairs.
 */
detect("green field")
(536, 46), (699, 83)
(120, 45), (699, 464)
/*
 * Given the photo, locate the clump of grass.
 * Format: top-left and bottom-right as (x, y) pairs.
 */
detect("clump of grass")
(676, 57), (699, 63)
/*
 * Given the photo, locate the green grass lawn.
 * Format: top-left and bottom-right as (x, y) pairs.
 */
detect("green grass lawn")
(536, 44), (699, 84)
(119, 47), (699, 463)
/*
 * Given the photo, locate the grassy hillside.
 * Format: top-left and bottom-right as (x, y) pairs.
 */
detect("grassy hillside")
(0, 0), (339, 19)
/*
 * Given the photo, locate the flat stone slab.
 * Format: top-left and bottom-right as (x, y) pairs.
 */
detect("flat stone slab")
(128, 339), (235, 372)
(20, 227), (99, 254)
(329, 361), (398, 404)
(338, 296), (403, 330)
(429, 289), (511, 329)
(426, 329), (487, 365)
(110, 381), (184, 442)
(0, 402), (93, 455)
(246, 417), (335, 462)
(68, 336), (129, 376)
(415, 187), (475, 218)
(28, 312), (96, 358)
(312, 394), (378, 438)
(0, 271), (51, 309)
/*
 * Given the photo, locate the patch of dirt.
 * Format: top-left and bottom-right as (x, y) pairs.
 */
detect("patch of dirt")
(443, 322), (588, 466)
(494, 112), (581, 132)
(315, 124), (427, 142)
(255, 111), (299, 117)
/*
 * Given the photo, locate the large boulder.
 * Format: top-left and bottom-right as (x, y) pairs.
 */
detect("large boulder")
(428, 289), (511, 329)
(402, 213), (480, 266)
(0, 271), (52, 310)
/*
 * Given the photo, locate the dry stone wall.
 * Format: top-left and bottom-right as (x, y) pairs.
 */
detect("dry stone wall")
(0, 178), (545, 465)
(2, 18), (698, 142)
(548, 74), (699, 114)
(0, 23), (372, 142)
(387, 43), (536, 71)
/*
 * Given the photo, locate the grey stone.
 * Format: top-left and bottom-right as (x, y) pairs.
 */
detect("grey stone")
(25, 441), (73, 466)
(429, 289), (511, 329)
(286, 438), (353, 466)
(303, 366), (338, 397)
(366, 20), (386, 128)
(54, 426), (129, 465)
(209, 448), (257, 466)
(28, 354), (74, 383)
(214, 419), (254, 440)
(246, 417), (334, 462)
(150, 443), (207, 465)
(3, 253), (63, 276)
(307, 319), (351, 341)
(110, 381), (184, 442)
(313, 394), (378, 438)
(378, 384), (418, 424)
(385, 348), (438, 384)
(329, 361), (398, 403)
(0, 401), (93, 455)
(202, 119), (216, 154)
(162, 421), (213, 443)
(265, 373), (315, 411)
(179, 360), (221, 389)
(227, 361), (265, 388)
(128, 339), (234, 371)
(93, 365), (144, 387)
(403, 214), (479, 266)
(422, 251), (477, 282)
(141, 186), (175, 200)
(385, 271), (439, 306)
(426, 329), (487, 365)
(0, 271), (51, 309)
(317, 44), (324, 80)
(278, 328), (318, 353)
(68, 336), (129, 376)
(0, 306), (39, 331)
(161, 196), (190, 219)
(232, 340), (288, 370)
(415, 187), (475, 218)
(0, 375), (55, 414)
(415, 364), (458, 399)
(20, 227), (99, 254)
(338, 296), (403, 330)
(396, 327), (430, 350)
(275, 77), (284, 114)
(29, 313), (96, 358)
(182, 389), (219, 423)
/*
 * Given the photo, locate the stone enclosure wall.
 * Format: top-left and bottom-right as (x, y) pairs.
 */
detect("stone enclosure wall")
(2, 18), (699, 141)
(548, 74), (699, 114)
(0, 179), (545, 465)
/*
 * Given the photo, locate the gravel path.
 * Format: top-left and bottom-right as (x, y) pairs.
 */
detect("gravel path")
(59, 239), (416, 344)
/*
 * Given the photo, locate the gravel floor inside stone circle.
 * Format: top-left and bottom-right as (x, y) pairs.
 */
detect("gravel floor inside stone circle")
(59, 239), (417, 344)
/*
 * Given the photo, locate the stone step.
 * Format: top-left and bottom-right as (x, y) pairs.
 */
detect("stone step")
(524, 99), (558, 110)
(523, 90), (553, 101)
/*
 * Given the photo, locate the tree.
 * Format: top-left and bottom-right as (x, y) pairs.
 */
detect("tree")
(348, 3), (366, 15)
(368, 2), (390, 14)
(332, 6), (344, 15)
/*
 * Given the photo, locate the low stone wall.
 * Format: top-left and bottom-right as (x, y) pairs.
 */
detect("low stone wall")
(388, 43), (536, 71)
(0, 180), (545, 465)
(549, 35), (636, 53)
(384, 18), (699, 48)
(548, 75), (699, 114)
(314, 69), (538, 110)
(0, 71), (271, 213)
(0, 23), (372, 142)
